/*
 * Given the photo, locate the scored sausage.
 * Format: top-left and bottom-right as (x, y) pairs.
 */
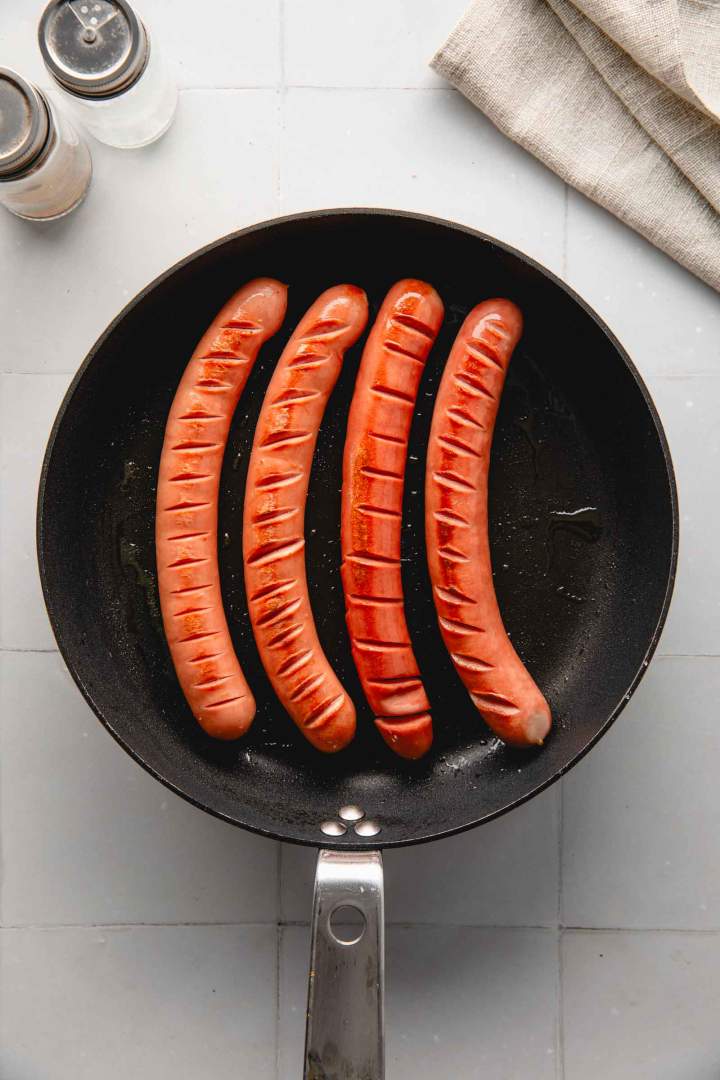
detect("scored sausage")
(425, 298), (552, 747)
(156, 278), (287, 740)
(244, 285), (368, 753)
(342, 279), (444, 759)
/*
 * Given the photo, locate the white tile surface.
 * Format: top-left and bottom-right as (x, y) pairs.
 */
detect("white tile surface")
(0, 0), (281, 90)
(1, 2), (719, 1074)
(562, 930), (720, 1080)
(280, 88), (567, 273)
(281, 787), (560, 926)
(563, 657), (720, 930)
(0, 89), (279, 375)
(566, 191), (720, 378)
(0, 373), (71, 650)
(279, 925), (559, 1079)
(0, 924), (277, 1080)
(141, 0), (281, 89)
(0, 651), (278, 926)
(648, 377), (720, 657)
(285, 0), (468, 88)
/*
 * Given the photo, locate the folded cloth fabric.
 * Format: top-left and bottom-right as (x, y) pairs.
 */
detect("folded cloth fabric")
(431, 0), (720, 292)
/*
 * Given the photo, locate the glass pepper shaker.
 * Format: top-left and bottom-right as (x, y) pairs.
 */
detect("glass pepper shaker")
(38, 0), (177, 150)
(0, 67), (92, 220)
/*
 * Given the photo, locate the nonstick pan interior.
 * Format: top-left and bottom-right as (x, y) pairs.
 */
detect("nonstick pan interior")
(38, 210), (677, 848)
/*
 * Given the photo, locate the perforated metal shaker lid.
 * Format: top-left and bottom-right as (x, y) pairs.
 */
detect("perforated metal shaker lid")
(0, 68), (51, 178)
(39, 0), (148, 98)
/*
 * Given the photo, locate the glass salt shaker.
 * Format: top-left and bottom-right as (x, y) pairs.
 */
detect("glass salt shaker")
(0, 67), (92, 220)
(38, 0), (177, 149)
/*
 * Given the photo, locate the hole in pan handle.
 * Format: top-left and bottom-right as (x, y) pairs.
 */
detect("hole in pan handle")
(304, 850), (385, 1079)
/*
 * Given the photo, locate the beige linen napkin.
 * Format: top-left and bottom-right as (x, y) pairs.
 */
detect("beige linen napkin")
(431, 0), (720, 291)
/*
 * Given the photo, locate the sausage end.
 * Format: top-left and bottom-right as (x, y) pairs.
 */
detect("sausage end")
(481, 699), (552, 749)
(195, 694), (257, 741)
(513, 704), (552, 748)
(303, 698), (357, 753)
(375, 714), (433, 760)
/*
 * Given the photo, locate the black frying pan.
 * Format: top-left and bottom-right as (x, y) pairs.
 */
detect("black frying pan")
(37, 209), (677, 1076)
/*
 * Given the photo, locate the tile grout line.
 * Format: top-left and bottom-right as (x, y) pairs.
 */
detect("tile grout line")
(282, 83), (458, 92)
(557, 771), (565, 1077)
(279, 0), (286, 86)
(274, 841), (282, 1077)
(273, 0), (287, 212)
(275, 923), (283, 1080)
(0, 920), (285, 931)
(275, 921), (720, 934)
(274, 0), (287, 212)
(558, 776), (565, 927)
(176, 85), (277, 94)
(273, 90), (283, 210)
(177, 84), (458, 93)
(3, 920), (720, 933)
(655, 653), (720, 658)
(561, 184), (569, 281)
(0, 644), (3, 931)
(557, 928), (566, 1080)
(553, 926), (720, 935)
(0, 648), (58, 654)
(646, 374), (720, 380)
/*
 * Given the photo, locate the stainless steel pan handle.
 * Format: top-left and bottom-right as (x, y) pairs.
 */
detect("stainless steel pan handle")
(304, 850), (385, 1079)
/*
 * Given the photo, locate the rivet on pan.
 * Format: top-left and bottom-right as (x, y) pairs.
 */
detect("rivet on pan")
(338, 805), (365, 823)
(354, 819), (381, 838)
(320, 820), (347, 837)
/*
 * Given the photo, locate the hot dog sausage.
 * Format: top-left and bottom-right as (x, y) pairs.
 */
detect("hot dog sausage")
(156, 278), (287, 740)
(341, 280), (444, 759)
(244, 285), (368, 752)
(425, 299), (552, 747)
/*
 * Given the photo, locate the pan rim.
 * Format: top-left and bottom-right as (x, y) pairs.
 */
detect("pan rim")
(36, 206), (679, 849)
